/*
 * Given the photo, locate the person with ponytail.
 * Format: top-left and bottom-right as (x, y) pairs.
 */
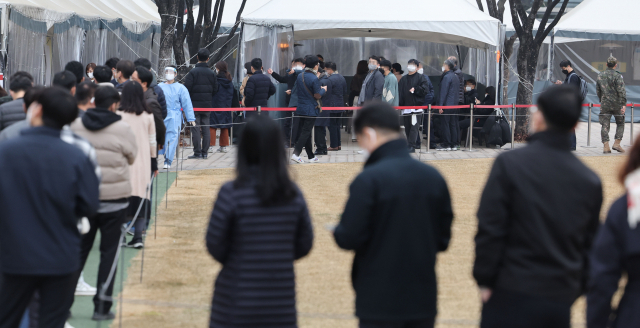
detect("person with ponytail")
(210, 61), (235, 153)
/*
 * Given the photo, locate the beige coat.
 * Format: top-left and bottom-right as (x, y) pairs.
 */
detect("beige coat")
(70, 116), (137, 200)
(118, 111), (157, 199)
(240, 75), (250, 106)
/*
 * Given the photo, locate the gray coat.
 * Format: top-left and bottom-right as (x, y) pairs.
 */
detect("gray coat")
(362, 70), (385, 104)
(438, 71), (460, 107)
(0, 99), (25, 131)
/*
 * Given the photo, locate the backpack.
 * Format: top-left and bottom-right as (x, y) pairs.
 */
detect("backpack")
(570, 73), (588, 102)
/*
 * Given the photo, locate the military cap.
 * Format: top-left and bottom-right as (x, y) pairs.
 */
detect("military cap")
(607, 56), (618, 66)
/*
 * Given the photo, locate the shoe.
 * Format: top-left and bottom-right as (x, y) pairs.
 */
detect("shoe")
(408, 147), (416, 153)
(209, 148), (214, 153)
(314, 151), (327, 156)
(445, 148), (452, 151)
(92, 312), (115, 321)
(451, 147), (458, 151)
(436, 145), (447, 151)
(217, 147), (228, 153)
(309, 157), (320, 163)
(328, 146), (341, 151)
(290, 154), (304, 164)
(75, 273), (97, 296)
(351, 138), (357, 142)
(357, 150), (365, 154)
(125, 239), (144, 249)
(612, 139), (625, 153)
(187, 154), (202, 159)
(202, 154), (208, 159)
(603, 142), (611, 153)
(163, 163), (171, 169)
(65, 322), (75, 328)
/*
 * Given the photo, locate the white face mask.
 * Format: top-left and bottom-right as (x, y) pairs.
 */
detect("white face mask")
(215, 69), (219, 74)
(87, 72), (94, 79)
(417, 68), (424, 75)
(243, 68), (247, 75)
(165, 73), (175, 81)
(442, 66), (446, 72)
(407, 65), (417, 73)
(466, 86), (472, 92)
(368, 64), (378, 71)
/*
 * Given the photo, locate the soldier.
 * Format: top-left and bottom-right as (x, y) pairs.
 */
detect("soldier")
(596, 56), (627, 153)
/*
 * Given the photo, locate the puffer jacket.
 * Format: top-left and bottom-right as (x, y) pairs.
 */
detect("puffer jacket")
(453, 67), (464, 105)
(244, 70), (276, 107)
(0, 99), (26, 131)
(70, 107), (137, 200)
(184, 63), (219, 108)
(211, 76), (234, 129)
(327, 73), (348, 108)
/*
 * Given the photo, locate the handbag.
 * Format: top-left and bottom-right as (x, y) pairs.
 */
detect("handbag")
(301, 71), (322, 113)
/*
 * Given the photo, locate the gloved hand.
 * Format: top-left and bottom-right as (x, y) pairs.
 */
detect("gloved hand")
(187, 121), (196, 127)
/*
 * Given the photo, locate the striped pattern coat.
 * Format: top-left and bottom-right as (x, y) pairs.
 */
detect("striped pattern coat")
(206, 180), (314, 328)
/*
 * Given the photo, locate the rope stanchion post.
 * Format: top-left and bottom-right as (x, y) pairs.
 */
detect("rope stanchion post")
(631, 103), (635, 146)
(583, 103), (596, 148)
(424, 105), (432, 154)
(464, 104), (478, 152)
(511, 104), (516, 150)
(257, 106), (261, 114)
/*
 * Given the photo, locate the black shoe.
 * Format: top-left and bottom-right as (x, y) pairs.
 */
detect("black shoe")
(408, 147), (416, 153)
(187, 154), (202, 159)
(314, 151), (328, 156)
(125, 239), (144, 249)
(92, 312), (115, 321)
(202, 154), (208, 159)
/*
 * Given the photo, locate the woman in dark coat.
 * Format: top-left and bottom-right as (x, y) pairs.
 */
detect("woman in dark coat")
(210, 61), (234, 153)
(587, 141), (640, 328)
(206, 114), (314, 328)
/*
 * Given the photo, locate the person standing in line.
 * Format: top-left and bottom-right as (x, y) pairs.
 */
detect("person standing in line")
(0, 87), (100, 327)
(357, 56), (384, 106)
(268, 58), (305, 146)
(436, 59), (460, 151)
(313, 68), (332, 156)
(105, 57), (120, 87)
(392, 63), (404, 83)
(206, 114), (313, 328)
(243, 58), (276, 113)
(86, 63), (97, 83)
(334, 102), (453, 328)
(0, 86), (44, 142)
(349, 60), (369, 141)
(65, 61), (86, 85)
(474, 85), (603, 328)
(184, 48), (218, 160)
(446, 56), (464, 150)
(290, 55), (327, 164)
(134, 58), (167, 118)
(325, 62), (348, 151)
(75, 81), (98, 118)
(94, 66), (117, 88)
(398, 59), (430, 153)
(114, 60), (135, 92)
(131, 66), (166, 151)
(119, 82), (157, 249)
(53, 71), (78, 96)
(159, 66), (195, 169)
(70, 86), (137, 320)
(0, 72), (33, 131)
(555, 60), (581, 150)
(381, 60), (399, 107)
(587, 140), (640, 328)
(596, 56), (627, 154)
(239, 62), (252, 106)
(210, 61), (235, 153)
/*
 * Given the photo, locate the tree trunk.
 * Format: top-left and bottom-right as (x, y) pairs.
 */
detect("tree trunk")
(209, 0), (246, 65)
(502, 34), (517, 105)
(157, 0), (179, 72)
(514, 36), (540, 140)
(173, 0), (188, 78)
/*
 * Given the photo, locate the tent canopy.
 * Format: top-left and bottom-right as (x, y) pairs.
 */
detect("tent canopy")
(242, 0), (502, 48)
(555, 0), (640, 41)
(0, 0), (159, 24)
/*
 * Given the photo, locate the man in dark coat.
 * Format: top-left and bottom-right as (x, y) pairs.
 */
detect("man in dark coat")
(474, 85), (602, 328)
(399, 59), (430, 152)
(133, 66), (166, 147)
(0, 72), (33, 131)
(184, 48), (218, 159)
(244, 58), (276, 110)
(325, 62), (348, 151)
(134, 57), (167, 118)
(357, 56), (385, 106)
(334, 102), (453, 328)
(0, 87), (100, 327)
(268, 58), (305, 146)
(436, 59), (460, 151)
(555, 59), (581, 150)
(313, 70), (332, 155)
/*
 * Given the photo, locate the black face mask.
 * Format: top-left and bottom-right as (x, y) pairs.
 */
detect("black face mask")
(562, 69), (569, 75)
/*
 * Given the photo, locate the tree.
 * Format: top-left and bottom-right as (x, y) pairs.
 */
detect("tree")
(156, 0), (181, 73)
(509, 0), (569, 138)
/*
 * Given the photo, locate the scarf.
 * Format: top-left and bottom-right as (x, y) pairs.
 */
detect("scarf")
(358, 71), (375, 105)
(625, 168), (640, 228)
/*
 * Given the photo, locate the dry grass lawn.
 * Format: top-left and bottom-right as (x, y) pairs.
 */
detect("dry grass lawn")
(115, 156), (626, 328)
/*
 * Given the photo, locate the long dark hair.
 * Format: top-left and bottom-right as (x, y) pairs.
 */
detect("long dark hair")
(483, 86), (496, 105)
(215, 61), (232, 81)
(120, 81), (150, 115)
(235, 115), (296, 206)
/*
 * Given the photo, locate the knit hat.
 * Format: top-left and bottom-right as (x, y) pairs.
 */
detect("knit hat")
(607, 56), (618, 66)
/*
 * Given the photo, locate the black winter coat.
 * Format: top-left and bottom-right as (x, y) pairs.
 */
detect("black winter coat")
(0, 99), (26, 131)
(326, 73), (348, 109)
(334, 139), (453, 321)
(398, 73), (429, 107)
(210, 76), (234, 129)
(453, 67), (464, 105)
(587, 195), (640, 328)
(244, 70), (276, 108)
(438, 71), (460, 106)
(144, 88), (166, 147)
(184, 63), (219, 108)
(315, 74), (331, 127)
(206, 179), (313, 328)
(474, 131), (602, 303)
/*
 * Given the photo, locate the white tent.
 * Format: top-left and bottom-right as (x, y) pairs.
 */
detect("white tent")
(554, 0), (640, 41)
(242, 0), (502, 49)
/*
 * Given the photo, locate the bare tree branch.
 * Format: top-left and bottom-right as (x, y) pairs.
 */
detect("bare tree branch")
(497, 0), (507, 22)
(487, 0), (498, 18)
(526, 0), (542, 31)
(535, 0), (569, 44)
(510, 0), (525, 38)
(476, 0), (484, 12)
(209, 0), (246, 65)
(211, 0), (226, 43)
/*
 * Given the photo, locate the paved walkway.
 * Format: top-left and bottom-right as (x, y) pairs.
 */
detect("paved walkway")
(172, 121), (635, 171)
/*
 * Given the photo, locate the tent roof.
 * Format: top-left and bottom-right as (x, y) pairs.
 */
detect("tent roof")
(242, 0), (502, 48)
(1, 0), (159, 24)
(554, 0), (640, 41)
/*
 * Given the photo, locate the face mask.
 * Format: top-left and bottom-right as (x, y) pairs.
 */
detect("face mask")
(407, 65), (417, 73)
(466, 86), (472, 92)
(418, 68), (424, 75)
(215, 69), (219, 74)
(368, 64), (378, 71)
(442, 66), (446, 72)
(87, 72), (94, 79)
(485, 94), (489, 98)
(165, 73), (175, 81)
(562, 69), (569, 75)
(294, 66), (303, 71)
(243, 68), (247, 75)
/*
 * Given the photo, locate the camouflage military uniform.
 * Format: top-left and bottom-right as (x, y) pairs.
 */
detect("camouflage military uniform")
(596, 67), (627, 143)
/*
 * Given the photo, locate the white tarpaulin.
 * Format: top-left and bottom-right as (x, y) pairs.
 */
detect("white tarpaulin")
(242, 0), (502, 48)
(555, 0), (640, 41)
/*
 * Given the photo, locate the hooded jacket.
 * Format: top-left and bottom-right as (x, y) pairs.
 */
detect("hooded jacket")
(70, 107), (137, 200)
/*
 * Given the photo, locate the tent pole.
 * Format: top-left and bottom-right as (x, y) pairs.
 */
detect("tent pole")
(549, 31), (555, 82)
(486, 48), (490, 86)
